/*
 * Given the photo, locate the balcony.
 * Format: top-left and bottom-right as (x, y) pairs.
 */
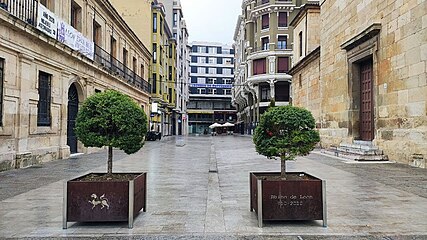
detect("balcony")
(94, 45), (151, 94)
(0, 0), (37, 26)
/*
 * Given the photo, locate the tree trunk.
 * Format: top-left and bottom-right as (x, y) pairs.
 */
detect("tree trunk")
(107, 146), (113, 174)
(281, 159), (287, 179)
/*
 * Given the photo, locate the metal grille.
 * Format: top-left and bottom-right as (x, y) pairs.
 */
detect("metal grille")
(360, 60), (373, 141)
(37, 71), (51, 126)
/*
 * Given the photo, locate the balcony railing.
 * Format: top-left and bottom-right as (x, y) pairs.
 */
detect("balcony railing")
(0, 0), (37, 26)
(94, 44), (151, 94)
(256, 0), (293, 6)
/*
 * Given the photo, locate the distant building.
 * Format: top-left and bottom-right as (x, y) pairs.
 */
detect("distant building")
(0, 0), (151, 171)
(188, 42), (236, 134)
(233, 0), (309, 134)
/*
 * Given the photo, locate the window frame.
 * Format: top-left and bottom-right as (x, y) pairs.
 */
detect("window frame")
(0, 58), (4, 126)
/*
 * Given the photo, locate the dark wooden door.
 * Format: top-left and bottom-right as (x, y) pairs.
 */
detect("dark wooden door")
(67, 84), (79, 153)
(360, 60), (374, 141)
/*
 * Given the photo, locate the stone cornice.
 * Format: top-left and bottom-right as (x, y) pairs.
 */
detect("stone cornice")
(341, 23), (381, 51)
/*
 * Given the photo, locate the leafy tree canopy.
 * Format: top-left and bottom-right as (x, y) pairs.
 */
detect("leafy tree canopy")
(75, 90), (148, 155)
(253, 105), (320, 161)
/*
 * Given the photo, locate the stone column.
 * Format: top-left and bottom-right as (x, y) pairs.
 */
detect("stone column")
(268, 56), (276, 75)
(247, 60), (253, 78)
(16, 53), (34, 155)
(269, 79), (276, 101)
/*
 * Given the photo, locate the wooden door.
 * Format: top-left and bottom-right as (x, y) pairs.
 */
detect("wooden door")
(360, 60), (374, 141)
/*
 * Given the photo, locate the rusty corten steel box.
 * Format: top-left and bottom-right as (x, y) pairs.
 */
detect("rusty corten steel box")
(250, 172), (326, 227)
(64, 172), (146, 227)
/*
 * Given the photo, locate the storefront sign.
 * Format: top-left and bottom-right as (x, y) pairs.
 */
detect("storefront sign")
(37, 4), (57, 39)
(189, 84), (232, 89)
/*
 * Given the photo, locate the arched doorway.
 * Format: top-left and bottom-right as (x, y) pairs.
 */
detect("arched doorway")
(67, 84), (79, 154)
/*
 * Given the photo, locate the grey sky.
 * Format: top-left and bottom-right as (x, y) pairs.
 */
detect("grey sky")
(180, 0), (242, 44)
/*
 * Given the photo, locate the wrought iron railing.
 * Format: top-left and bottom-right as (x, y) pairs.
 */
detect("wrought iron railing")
(94, 44), (151, 93)
(0, 0), (37, 26)
(0, 1), (151, 94)
(256, 0), (293, 6)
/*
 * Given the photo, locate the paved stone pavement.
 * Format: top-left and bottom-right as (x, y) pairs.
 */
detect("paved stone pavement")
(0, 136), (426, 239)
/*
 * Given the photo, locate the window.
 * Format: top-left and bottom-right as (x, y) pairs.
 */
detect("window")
(299, 74), (302, 87)
(199, 46), (206, 53)
(198, 57), (206, 64)
(169, 44), (173, 58)
(153, 13), (157, 33)
(169, 66), (173, 80)
(260, 84), (270, 101)
(224, 58), (232, 65)
(207, 78), (216, 84)
(261, 0), (269, 4)
(173, 11), (178, 27)
(160, 17), (163, 35)
(159, 46), (163, 65)
(262, 37), (269, 50)
(277, 36), (287, 49)
(153, 43), (157, 63)
(71, 1), (81, 31)
(197, 77), (205, 84)
(141, 64), (145, 78)
(208, 88), (217, 95)
(152, 73), (157, 93)
(223, 68), (232, 75)
(208, 57), (217, 64)
(278, 12), (288, 28)
(262, 14), (269, 29)
(299, 31), (303, 57)
(208, 68), (216, 74)
(208, 47), (217, 54)
(37, 71), (51, 126)
(224, 89), (232, 95)
(197, 88), (206, 94)
(277, 57), (289, 73)
(123, 48), (128, 67)
(133, 57), (137, 74)
(225, 79), (232, 84)
(0, 59), (3, 126)
(93, 20), (101, 46)
(253, 58), (266, 75)
(110, 37), (117, 58)
(197, 67), (205, 74)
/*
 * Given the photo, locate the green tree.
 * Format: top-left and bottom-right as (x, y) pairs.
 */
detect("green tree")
(253, 105), (320, 179)
(75, 90), (148, 174)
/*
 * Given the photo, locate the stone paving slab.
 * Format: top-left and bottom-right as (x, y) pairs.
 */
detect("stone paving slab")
(0, 136), (426, 239)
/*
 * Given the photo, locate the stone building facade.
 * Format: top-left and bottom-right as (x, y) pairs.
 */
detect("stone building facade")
(0, 0), (151, 171)
(232, 0), (311, 135)
(290, 0), (427, 167)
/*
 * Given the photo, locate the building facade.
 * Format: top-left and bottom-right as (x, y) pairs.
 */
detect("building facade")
(150, 2), (177, 136)
(188, 42), (236, 134)
(233, 0), (310, 135)
(290, 0), (427, 168)
(0, 0), (151, 171)
(111, 0), (190, 136)
(163, 0), (190, 136)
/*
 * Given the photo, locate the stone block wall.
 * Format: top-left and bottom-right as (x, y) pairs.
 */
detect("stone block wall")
(319, 0), (427, 166)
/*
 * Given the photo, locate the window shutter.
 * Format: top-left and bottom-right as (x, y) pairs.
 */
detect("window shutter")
(278, 12), (287, 27)
(262, 14), (269, 29)
(277, 57), (289, 73)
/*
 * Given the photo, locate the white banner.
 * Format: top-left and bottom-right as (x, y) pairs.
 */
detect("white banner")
(36, 3), (57, 39)
(75, 32), (95, 61)
(57, 20), (78, 50)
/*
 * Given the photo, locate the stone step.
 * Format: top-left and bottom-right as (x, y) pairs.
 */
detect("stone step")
(336, 146), (383, 155)
(339, 143), (379, 151)
(321, 149), (389, 161)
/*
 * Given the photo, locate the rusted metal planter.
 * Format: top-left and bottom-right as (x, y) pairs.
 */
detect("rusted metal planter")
(250, 172), (327, 228)
(63, 172), (147, 229)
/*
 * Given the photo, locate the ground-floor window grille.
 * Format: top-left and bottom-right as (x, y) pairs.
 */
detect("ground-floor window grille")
(37, 71), (51, 126)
